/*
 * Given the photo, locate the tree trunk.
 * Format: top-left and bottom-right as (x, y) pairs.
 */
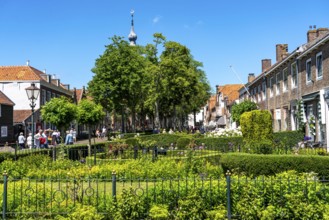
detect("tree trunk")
(121, 105), (125, 133)
(88, 125), (92, 157)
(173, 105), (177, 130)
(155, 100), (160, 130)
(193, 110), (197, 128)
(60, 127), (65, 144)
(132, 108), (136, 133)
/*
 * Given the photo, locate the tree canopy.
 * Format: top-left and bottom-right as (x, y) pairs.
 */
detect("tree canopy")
(77, 98), (105, 155)
(231, 100), (258, 124)
(88, 33), (211, 131)
(40, 96), (77, 133)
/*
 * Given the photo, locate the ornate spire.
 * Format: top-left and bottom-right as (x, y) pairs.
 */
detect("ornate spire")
(128, 9), (137, 46)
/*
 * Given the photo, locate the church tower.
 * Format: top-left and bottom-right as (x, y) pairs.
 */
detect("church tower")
(128, 9), (137, 46)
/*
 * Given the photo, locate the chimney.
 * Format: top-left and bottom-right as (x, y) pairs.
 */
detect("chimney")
(63, 84), (70, 90)
(276, 44), (288, 62)
(248, 73), (255, 83)
(261, 59), (272, 72)
(215, 84), (220, 93)
(307, 29), (317, 42)
(56, 79), (60, 86)
(47, 75), (52, 83)
(317, 28), (329, 39)
(26, 60), (30, 66)
(43, 69), (46, 74)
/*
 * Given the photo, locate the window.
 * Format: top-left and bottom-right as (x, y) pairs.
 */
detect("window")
(316, 52), (323, 79)
(270, 77), (274, 97)
(1, 126), (7, 137)
(41, 89), (46, 105)
(276, 73), (280, 95)
(291, 62), (297, 88)
(47, 91), (51, 101)
(258, 85), (261, 102)
(0, 104), (1, 117)
(283, 68), (288, 92)
(262, 81), (266, 100)
(306, 58), (312, 83)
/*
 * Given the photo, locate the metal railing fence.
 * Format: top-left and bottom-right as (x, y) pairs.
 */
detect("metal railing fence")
(2, 171), (329, 219)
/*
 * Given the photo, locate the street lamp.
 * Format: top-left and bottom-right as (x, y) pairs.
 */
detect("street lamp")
(25, 83), (40, 149)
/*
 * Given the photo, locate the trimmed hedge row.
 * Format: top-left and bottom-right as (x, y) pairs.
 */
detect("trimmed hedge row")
(221, 153), (329, 178)
(273, 131), (304, 147)
(123, 131), (303, 151)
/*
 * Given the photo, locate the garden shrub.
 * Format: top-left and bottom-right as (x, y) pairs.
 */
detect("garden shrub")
(149, 204), (170, 220)
(125, 137), (139, 148)
(137, 134), (184, 148)
(240, 109), (273, 141)
(248, 139), (273, 154)
(176, 137), (193, 149)
(0, 152), (14, 163)
(194, 137), (243, 152)
(240, 110), (273, 152)
(174, 192), (207, 220)
(273, 130), (304, 148)
(221, 153), (329, 178)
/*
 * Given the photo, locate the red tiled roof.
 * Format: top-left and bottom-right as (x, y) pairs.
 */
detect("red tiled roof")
(75, 89), (83, 103)
(0, 91), (15, 106)
(0, 66), (44, 81)
(208, 95), (217, 111)
(13, 109), (31, 123)
(217, 84), (243, 104)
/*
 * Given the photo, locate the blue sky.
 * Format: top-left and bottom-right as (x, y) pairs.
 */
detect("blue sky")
(0, 0), (328, 92)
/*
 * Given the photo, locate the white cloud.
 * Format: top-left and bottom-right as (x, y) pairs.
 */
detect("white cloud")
(152, 16), (162, 24)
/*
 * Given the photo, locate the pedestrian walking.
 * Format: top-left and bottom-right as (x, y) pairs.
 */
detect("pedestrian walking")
(18, 132), (25, 149)
(27, 133), (33, 149)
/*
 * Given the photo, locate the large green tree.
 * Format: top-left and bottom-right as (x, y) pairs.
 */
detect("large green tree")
(187, 66), (211, 127)
(40, 96), (77, 141)
(89, 34), (211, 132)
(144, 33), (166, 130)
(88, 36), (147, 132)
(160, 41), (206, 129)
(231, 100), (258, 125)
(77, 99), (105, 155)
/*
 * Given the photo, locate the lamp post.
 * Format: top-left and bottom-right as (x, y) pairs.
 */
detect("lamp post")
(25, 83), (40, 149)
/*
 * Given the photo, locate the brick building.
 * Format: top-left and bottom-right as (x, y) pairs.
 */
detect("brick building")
(240, 27), (329, 147)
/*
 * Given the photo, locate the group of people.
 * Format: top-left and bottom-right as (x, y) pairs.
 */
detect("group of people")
(18, 129), (52, 149)
(65, 128), (77, 145)
(17, 128), (77, 149)
(95, 127), (107, 139)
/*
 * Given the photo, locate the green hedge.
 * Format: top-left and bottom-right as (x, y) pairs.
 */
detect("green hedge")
(240, 110), (273, 143)
(194, 137), (243, 152)
(221, 153), (329, 178)
(126, 134), (186, 148)
(176, 137), (193, 149)
(273, 130), (304, 148)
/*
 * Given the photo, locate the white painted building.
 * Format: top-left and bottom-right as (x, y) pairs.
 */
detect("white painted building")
(0, 64), (73, 135)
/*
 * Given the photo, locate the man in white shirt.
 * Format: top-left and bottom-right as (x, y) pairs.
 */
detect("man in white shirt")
(18, 132), (25, 149)
(102, 126), (106, 139)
